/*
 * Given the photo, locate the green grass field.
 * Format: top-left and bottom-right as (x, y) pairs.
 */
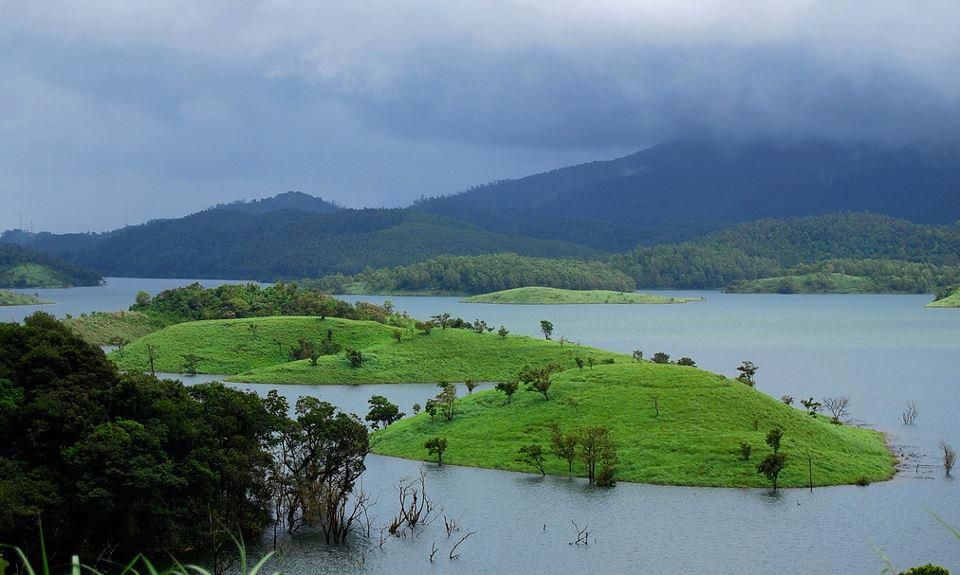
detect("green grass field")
(0, 263), (68, 288)
(371, 362), (896, 487)
(0, 289), (49, 306)
(725, 273), (879, 294)
(110, 315), (623, 383)
(64, 311), (169, 346)
(926, 288), (960, 308)
(461, 286), (703, 304)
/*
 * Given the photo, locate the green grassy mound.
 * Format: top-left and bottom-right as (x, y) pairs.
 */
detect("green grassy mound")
(111, 316), (398, 374)
(726, 273), (880, 294)
(926, 288), (960, 308)
(64, 311), (168, 346)
(461, 286), (702, 305)
(0, 289), (49, 306)
(372, 363), (895, 487)
(233, 326), (621, 384)
(0, 263), (70, 289)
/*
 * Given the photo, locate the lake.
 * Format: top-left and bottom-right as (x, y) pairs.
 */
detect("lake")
(4, 279), (959, 573)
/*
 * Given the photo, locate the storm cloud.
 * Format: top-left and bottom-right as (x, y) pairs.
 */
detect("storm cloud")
(2, 1), (958, 231)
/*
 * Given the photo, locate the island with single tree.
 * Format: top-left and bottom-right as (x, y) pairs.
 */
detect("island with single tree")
(461, 286), (704, 305)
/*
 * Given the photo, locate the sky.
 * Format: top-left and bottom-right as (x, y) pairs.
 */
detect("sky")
(2, 1), (959, 232)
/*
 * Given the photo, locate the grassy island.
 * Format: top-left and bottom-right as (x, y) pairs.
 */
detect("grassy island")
(461, 286), (703, 305)
(0, 289), (50, 306)
(926, 287), (960, 308)
(372, 362), (895, 488)
(110, 315), (621, 382)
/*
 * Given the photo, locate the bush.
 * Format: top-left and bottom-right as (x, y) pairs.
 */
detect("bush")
(855, 476), (871, 486)
(899, 565), (950, 575)
(739, 442), (752, 461)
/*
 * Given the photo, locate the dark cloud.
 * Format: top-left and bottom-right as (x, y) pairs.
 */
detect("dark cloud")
(1, 2), (958, 231)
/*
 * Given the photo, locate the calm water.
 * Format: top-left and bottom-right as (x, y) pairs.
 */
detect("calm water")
(5, 280), (960, 573)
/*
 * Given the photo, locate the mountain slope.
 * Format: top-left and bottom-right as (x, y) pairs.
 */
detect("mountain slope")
(208, 191), (341, 215)
(416, 140), (960, 250)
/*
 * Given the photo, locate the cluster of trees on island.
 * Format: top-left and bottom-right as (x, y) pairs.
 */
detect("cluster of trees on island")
(0, 243), (101, 288)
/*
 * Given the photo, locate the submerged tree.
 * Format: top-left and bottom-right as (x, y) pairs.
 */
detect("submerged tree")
(578, 426), (618, 485)
(757, 453), (788, 492)
(549, 422), (578, 474)
(425, 437), (448, 465)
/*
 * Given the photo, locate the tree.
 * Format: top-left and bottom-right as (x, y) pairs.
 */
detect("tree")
(942, 442), (956, 476)
(412, 402), (421, 415)
(366, 395), (404, 429)
(632, 349), (643, 362)
(181, 353), (202, 376)
(549, 422), (578, 474)
(898, 565), (951, 574)
(497, 326), (509, 339)
(435, 382), (458, 421)
(540, 320), (553, 340)
(108, 336), (130, 357)
(578, 426), (617, 485)
(465, 379), (479, 394)
(757, 453), (788, 492)
(425, 437), (448, 465)
(416, 321), (433, 335)
(736, 361), (758, 386)
(495, 380), (519, 404)
(346, 348), (365, 368)
(516, 444), (547, 476)
(587, 357), (596, 370)
(739, 442), (752, 461)
(822, 396), (850, 424)
(901, 401), (920, 425)
(134, 290), (152, 307)
(652, 352), (670, 364)
(520, 364), (558, 400)
(781, 395), (794, 406)
(766, 427), (783, 454)
(145, 344), (158, 376)
(431, 313), (451, 330)
(247, 322), (259, 339)
(676, 357), (696, 367)
(424, 399), (438, 421)
(575, 357), (584, 371)
(800, 397), (821, 416)
(392, 330), (403, 343)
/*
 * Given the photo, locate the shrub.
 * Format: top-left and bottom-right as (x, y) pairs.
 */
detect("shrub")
(739, 442), (752, 461)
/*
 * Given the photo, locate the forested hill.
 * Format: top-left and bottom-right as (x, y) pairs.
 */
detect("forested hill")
(55, 209), (598, 280)
(208, 191), (341, 215)
(415, 140), (960, 251)
(0, 243), (102, 288)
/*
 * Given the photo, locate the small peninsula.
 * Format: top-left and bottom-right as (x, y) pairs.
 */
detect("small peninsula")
(926, 287), (960, 308)
(0, 290), (50, 306)
(461, 286), (703, 305)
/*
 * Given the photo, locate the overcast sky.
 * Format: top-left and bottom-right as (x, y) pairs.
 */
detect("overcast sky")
(2, 1), (959, 232)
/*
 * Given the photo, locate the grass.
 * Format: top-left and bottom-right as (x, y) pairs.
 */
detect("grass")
(63, 311), (169, 346)
(0, 290), (50, 306)
(725, 273), (880, 294)
(0, 263), (69, 289)
(111, 316), (398, 375)
(926, 288), (960, 308)
(461, 286), (703, 305)
(110, 315), (623, 383)
(371, 362), (896, 488)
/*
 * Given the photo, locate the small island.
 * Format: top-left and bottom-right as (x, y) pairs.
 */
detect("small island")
(461, 286), (704, 305)
(0, 289), (50, 306)
(926, 286), (960, 308)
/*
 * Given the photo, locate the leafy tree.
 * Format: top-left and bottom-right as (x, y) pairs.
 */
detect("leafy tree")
(540, 320), (554, 340)
(516, 444), (547, 476)
(652, 352), (670, 364)
(800, 397), (821, 416)
(898, 564), (950, 574)
(464, 379), (479, 394)
(431, 313), (451, 329)
(766, 427), (783, 454)
(519, 364), (559, 400)
(424, 399), (438, 421)
(757, 453), (788, 492)
(424, 437), (448, 465)
(135, 290), (152, 307)
(586, 357), (596, 369)
(435, 382), (458, 421)
(495, 380), (519, 404)
(549, 422), (578, 474)
(416, 321), (433, 335)
(497, 326), (509, 339)
(632, 349), (643, 362)
(736, 361), (758, 386)
(676, 357), (696, 367)
(181, 353), (202, 375)
(579, 426), (618, 485)
(781, 395), (794, 406)
(392, 330), (403, 343)
(346, 348), (365, 368)
(575, 357), (584, 371)
(366, 395), (404, 429)
(412, 402), (421, 415)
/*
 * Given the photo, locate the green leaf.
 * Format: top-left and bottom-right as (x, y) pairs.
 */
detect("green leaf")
(0, 554), (10, 575)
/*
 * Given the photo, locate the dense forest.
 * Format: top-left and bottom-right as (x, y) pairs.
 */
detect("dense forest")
(0, 312), (371, 564)
(610, 214), (960, 289)
(0, 243), (101, 288)
(305, 253), (635, 294)
(416, 140), (960, 251)
(725, 260), (960, 294)
(17, 209), (596, 280)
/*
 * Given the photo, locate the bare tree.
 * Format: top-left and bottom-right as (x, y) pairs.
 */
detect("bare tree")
(145, 344), (158, 376)
(448, 531), (476, 559)
(942, 442), (956, 476)
(822, 396), (850, 424)
(569, 521), (590, 546)
(901, 401), (919, 425)
(390, 467), (438, 536)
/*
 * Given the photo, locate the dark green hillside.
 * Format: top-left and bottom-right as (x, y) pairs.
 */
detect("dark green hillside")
(0, 243), (101, 288)
(64, 209), (597, 280)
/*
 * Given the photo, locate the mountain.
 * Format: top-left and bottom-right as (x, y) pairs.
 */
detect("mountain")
(415, 140), (960, 251)
(208, 191), (341, 215)
(0, 243), (102, 288)
(52, 209), (598, 280)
